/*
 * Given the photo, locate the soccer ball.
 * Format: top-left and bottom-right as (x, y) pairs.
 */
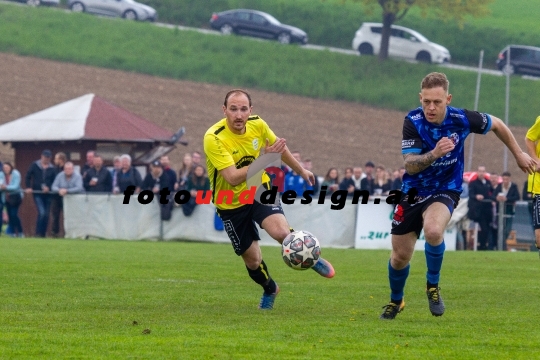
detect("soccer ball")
(281, 230), (321, 270)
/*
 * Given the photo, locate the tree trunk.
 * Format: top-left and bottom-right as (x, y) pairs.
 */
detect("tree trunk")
(378, 12), (395, 61)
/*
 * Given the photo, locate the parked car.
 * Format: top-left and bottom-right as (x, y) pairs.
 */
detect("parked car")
(496, 45), (540, 76)
(67, 0), (157, 21)
(209, 9), (308, 45)
(351, 22), (450, 64)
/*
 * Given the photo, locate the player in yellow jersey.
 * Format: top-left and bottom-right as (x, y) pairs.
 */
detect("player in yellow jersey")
(525, 115), (540, 254)
(204, 89), (335, 310)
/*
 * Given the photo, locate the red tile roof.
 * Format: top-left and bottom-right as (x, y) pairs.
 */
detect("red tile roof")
(84, 96), (172, 142)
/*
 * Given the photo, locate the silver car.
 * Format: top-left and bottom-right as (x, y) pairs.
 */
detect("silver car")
(68, 0), (157, 21)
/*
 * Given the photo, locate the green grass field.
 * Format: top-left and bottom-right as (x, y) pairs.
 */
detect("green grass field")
(1, 237), (539, 359)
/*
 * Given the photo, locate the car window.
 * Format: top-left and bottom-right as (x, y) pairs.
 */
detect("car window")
(402, 31), (417, 41)
(234, 12), (250, 21)
(390, 29), (403, 38)
(512, 48), (534, 61)
(534, 50), (540, 62)
(251, 14), (267, 25)
(370, 26), (382, 34)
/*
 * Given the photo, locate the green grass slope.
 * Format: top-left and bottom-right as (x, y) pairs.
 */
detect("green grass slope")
(1, 4), (539, 126)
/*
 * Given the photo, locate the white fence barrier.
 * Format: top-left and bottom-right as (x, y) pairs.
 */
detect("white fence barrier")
(64, 195), (457, 250)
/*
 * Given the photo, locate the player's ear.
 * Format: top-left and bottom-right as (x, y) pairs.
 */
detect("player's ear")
(222, 105), (227, 114)
(418, 93), (422, 103)
(446, 93), (452, 104)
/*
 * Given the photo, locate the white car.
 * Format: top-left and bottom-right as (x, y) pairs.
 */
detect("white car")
(68, 0), (157, 21)
(352, 22), (450, 64)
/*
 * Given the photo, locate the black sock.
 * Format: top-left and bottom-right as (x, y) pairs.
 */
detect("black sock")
(246, 260), (277, 294)
(427, 282), (438, 289)
(390, 298), (402, 305)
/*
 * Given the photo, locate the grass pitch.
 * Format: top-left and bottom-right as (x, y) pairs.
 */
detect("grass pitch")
(1, 237), (539, 359)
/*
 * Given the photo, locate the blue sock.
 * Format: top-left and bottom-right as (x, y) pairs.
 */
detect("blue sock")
(425, 241), (445, 286)
(388, 261), (410, 302)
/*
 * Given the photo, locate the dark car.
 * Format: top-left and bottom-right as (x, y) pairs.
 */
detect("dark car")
(209, 9), (308, 45)
(496, 45), (540, 77)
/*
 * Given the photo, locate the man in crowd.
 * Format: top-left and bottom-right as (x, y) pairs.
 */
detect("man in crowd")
(339, 167), (355, 197)
(84, 154), (113, 192)
(81, 150), (95, 179)
(50, 152), (67, 237)
(52, 162), (85, 196)
(114, 154), (142, 194)
(160, 155), (178, 191)
(361, 161), (375, 194)
(25, 149), (57, 237)
(468, 166), (494, 251)
(493, 171), (520, 249)
(351, 167), (363, 191)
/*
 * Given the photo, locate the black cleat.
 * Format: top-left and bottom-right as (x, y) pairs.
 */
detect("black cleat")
(426, 287), (445, 316)
(380, 300), (405, 320)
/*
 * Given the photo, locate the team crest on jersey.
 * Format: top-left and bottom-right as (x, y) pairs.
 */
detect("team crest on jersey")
(449, 132), (459, 145)
(252, 138), (259, 150)
(392, 204), (404, 225)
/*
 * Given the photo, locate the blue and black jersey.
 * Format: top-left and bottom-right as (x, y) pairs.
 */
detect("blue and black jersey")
(401, 106), (491, 196)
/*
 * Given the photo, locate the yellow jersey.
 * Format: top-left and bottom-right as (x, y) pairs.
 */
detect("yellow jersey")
(204, 115), (277, 210)
(526, 116), (540, 194)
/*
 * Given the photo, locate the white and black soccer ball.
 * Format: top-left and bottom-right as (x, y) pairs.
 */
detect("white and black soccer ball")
(281, 230), (321, 270)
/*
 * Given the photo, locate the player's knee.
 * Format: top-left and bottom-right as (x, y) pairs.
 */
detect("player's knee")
(423, 225), (444, 243)
(244, 257), (262, 270)
(391, 252), (410, 268)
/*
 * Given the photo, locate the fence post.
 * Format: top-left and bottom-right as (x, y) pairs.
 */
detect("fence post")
(497, 199), (505, 251)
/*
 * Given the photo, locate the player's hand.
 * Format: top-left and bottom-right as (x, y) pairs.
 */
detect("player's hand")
(515, 151), (537, 174)
(432, 137), (455, 158)
(264, 137), (286, 154)
(299, 169), (315, 187)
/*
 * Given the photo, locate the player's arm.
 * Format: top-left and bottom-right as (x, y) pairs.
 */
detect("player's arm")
(525, 116), (540, 171)
(403, 140), (454, 175)
(489, 115), (536, 174)
(401, 117), (453, 175)
(219, 166), (249, 187)
(219, 138), (287, 187)
(280, 144), (315, 186)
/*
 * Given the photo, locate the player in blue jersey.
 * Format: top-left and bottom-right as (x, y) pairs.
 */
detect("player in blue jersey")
(380, 72), (536, 320)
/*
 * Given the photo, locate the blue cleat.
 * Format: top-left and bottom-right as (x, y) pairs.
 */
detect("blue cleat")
(258, 284), (280, 310)
(311, 258), (335, 278)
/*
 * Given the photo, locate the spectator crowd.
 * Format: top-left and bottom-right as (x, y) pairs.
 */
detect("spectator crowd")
(0, 149), (532, 249)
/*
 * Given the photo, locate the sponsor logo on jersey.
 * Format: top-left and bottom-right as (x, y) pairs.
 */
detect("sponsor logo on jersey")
(481, 113), (488, 130)
(450, 113), (464, 119)
(235, 156), (255, 169)
(431, 158), (458, 167)
(410, 113), (423, 121)
(402, 139), (416, 148)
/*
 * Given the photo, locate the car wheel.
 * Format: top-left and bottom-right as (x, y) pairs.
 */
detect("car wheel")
(123, 10), (137, 20)
(358, 43), (373, 55)
(416, 51), (432, 63)
(70, 2), (85, 12)
(277, 33), (291, 44)
(26, 0), (40, 6)
(502, 63), (515, 75)
(220, 24), (233, 35)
